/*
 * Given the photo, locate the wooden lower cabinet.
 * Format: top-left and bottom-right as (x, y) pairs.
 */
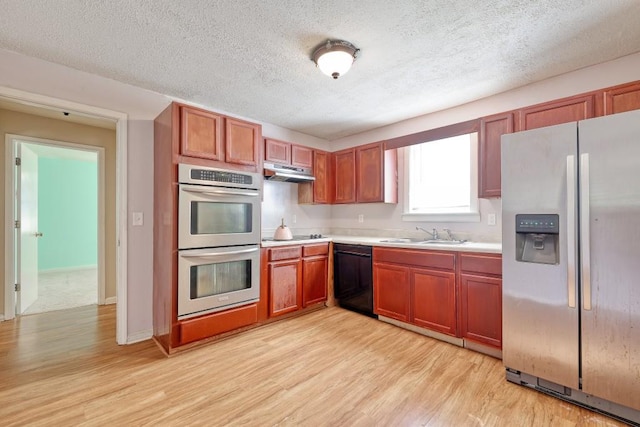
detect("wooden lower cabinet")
(373, 263), (410, 322)
(269, 259), (302, 317)
(412, 268), (456, 335)
(460, 274), (502, 348)
(302, 256), (328, 307)
(373, 248), (456, 335)
(459, 253), (503, 349)
(265, 243), (329, 318)
(179, 304), (258, 346)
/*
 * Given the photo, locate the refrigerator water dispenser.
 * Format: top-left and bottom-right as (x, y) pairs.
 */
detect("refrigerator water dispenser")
(515, 214), (559, 265)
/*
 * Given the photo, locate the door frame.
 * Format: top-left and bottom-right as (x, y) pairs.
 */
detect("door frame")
(0, 86), (128, 345)
(6, 136), (106, 309)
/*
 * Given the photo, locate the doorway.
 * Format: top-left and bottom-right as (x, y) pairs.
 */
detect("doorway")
(7, 136), (105, 315)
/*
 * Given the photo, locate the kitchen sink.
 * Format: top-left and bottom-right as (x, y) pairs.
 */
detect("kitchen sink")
(379, 238), (425, 243)
(418, 239), (467, 245)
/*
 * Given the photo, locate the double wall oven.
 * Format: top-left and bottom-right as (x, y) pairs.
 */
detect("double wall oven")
(177, 164), (262, 319)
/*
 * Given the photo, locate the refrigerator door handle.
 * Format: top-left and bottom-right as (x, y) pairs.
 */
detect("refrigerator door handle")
(580, 153), (592, 311)
(566, 155), (577, 308)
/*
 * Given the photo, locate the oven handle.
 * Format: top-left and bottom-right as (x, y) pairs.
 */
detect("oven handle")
(180, 247), (259, 258)
(182, 187), (260, 197)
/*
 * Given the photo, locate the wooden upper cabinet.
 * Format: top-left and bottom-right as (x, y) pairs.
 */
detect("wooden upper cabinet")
(517, 93), (595, 131)
(226, 118), (261, 167)
(478, 112), (514, 199)
(598, 81), (640, 116)
(180, 106), (223, 161)
(299, 149), (333, 205)
(333, 148), (357, 204)
(264, 138), (313, 169)
(264, 138), (290, 164)
(291, 145), (313, 169)
(356, 143), (397, 203)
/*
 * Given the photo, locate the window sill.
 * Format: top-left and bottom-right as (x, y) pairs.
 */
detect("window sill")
(401, 212), (481, 223)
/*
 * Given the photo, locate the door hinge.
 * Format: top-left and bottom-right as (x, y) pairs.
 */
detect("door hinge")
(15, 220), (20, 229)
(15, 283), (20, 292)
(15, 157), (21, 166)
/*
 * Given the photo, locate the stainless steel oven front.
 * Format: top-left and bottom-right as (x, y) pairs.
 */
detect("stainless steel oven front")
(178, 164), (261, 249)
(178, 245), (260, 319)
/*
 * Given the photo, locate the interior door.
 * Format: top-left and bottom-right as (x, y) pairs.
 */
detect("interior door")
(17, 143), (40, 314)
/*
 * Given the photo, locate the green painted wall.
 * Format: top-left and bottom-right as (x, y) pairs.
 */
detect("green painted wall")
(38, 157), (98, 270)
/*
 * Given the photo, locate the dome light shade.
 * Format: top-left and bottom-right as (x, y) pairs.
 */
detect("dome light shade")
(312, 40), (359, 79)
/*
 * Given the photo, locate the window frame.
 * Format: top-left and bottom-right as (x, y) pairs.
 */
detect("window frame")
(401, 132), (480, 223)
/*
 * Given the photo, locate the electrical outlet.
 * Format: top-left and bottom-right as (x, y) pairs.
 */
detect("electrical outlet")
(132, 212), (144, 226)
(488, 213), (496, 226)
(358, 214), (364, 223)
(292, 214), (297, 224)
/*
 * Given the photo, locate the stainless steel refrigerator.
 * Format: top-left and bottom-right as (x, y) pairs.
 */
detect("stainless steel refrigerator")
(501, 109), (640, 424)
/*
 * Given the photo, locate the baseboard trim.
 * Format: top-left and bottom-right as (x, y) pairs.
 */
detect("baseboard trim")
(0, 314), (5, 322)
(104, 297), (117, 305)
(39, 265), (98, 273)
(127, 329), (152, 344)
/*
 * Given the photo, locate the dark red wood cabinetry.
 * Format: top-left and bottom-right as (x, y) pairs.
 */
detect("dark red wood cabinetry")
(478, 112), (513, 199)
(373, 248), (457, 335)
(179, 104), (261, 170)
(333, 142), (397, 204)
(517, 93), (595, 131)
(597, 81), (640, 116)
(298, 149), (333, 205)
(264, 243), (329, 319)
(459, 253), (502, 349)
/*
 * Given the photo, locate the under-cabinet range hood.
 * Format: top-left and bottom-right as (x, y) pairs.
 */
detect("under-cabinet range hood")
(263, 162), (315, 183)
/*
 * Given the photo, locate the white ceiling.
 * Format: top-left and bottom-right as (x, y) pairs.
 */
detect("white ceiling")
(1, 1), (640, 140)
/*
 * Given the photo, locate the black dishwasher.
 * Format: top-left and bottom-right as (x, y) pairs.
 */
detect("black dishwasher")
(333, 244), (375, 318)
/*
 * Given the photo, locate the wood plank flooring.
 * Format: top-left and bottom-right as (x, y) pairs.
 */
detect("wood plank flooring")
(0, 306), (627, 426)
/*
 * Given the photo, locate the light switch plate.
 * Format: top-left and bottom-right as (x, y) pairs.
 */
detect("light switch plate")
(488, 213), (496, 226)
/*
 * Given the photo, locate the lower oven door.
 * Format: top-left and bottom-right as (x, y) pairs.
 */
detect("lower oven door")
(178, 245), (260, 319)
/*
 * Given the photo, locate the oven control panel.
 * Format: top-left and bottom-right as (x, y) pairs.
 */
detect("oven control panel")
(178, 163), (261, 190)
(191, 168), (252, 185)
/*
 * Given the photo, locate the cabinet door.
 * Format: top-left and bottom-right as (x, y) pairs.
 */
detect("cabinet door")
(517, 94), (595, 131)
(291, 144), (313, 169)
(373, 263), (410, 322)
(313, 150), (332, 203)
(333, 149), (356, 204)
(460, 273), (502, 348)
(479, 112), (513, 198)
(599, 81), (640, 116)
(225, 118), (261, 167)
(180, 106), (223, 160)
(269, 259), (302, 317)
(356, 143), (384, 203)
(302, 256), (328, 307)
(264, 138), (290, 164)
(411, 268), (457, 336)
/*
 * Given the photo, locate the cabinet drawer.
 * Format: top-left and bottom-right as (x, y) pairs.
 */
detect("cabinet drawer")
(269, 246), (302, 261)
(179, 304), (258, 345)
(374, 248), (455, 271)
(303, 243), (329, 257)
(460, 253), (502, 276)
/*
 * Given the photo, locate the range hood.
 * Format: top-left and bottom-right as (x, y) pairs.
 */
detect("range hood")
(263, 162), (315, 183)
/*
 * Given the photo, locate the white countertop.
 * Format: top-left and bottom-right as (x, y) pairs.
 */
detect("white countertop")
(261, 235), (501, 254)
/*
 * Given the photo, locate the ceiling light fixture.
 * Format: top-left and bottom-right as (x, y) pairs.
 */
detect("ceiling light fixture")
(311, 40), (360, 80)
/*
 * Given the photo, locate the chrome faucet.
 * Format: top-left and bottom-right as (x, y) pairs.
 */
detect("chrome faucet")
(416, 226), (438, 240)
(443, 228), (454, 241)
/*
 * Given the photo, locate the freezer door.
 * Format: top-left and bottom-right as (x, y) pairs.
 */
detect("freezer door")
(578, 109), (640, 411)
(502, 122), (580, 389)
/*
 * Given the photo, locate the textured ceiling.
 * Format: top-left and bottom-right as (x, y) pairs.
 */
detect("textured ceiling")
(1, 1), (640, 140)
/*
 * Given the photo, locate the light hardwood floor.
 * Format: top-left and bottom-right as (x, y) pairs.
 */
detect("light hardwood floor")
(0, 306), (627, 426)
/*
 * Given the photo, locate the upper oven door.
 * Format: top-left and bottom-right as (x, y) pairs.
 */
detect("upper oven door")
(179, 183), (261, 249)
